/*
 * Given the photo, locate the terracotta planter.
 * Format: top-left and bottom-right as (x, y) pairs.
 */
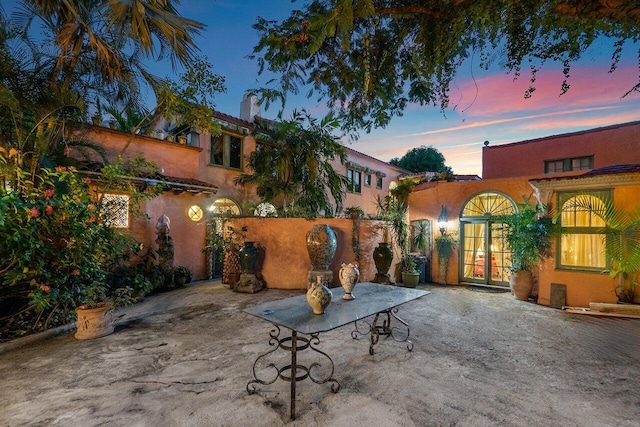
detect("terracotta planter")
(75, 302), (114, 340)
(510, 270), (533, 301)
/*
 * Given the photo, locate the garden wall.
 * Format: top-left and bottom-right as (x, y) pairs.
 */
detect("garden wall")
(227, 218), (401, 289)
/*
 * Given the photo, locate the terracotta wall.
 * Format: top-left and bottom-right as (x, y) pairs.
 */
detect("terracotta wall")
(482, 121), (640, 179)
(408, 177), (535, 286)
(226, 218), (401, 289)
(79, 127), (202, 179)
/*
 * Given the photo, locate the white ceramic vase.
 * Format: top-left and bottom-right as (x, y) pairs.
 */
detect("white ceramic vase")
(339, 263), (360, 300)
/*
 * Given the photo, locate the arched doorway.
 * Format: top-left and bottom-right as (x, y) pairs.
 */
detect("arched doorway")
(207, 197), (242, 279)
(459, 192), (516, 287)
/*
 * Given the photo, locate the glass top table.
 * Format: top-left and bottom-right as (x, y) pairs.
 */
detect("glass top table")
(244, 282), (429, 334)
(244, 282), (430, 420)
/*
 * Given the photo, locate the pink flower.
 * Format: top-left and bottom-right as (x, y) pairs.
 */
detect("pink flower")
(45, 205), (54, 215)
(71, 269), (80, 276)
(30, 208), (39, 218)
(44, 189), (54, 198)
(40, 285), (50, 292)
(55, 166), (67, 172)
(84, 178), (91, 184)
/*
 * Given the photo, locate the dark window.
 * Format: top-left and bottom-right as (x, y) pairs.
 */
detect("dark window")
(347, 169), (362, 193)
(545, 156), (593, 174)
(210, 133), (243, 170)
(376, 176), (383, 189)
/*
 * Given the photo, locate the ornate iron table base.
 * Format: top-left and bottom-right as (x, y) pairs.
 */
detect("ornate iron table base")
(351, 308), (413, 355)
(246, 325), (340, 420)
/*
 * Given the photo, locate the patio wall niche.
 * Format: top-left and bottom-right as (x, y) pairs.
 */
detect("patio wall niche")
(226, 218), (400, 290)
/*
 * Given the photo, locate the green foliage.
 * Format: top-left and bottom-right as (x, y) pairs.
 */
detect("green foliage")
(0, 165), (135, 335)
(390, 145), (452, 174)
(498, 200), (556, 272)
(435, 232), (458, 263)
(251, 0), (640, 132)
(234, 110), (348, 216)
(412, 220), (429, 254)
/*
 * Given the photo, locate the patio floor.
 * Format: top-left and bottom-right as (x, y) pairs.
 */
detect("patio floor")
(1, 281), (639, 426)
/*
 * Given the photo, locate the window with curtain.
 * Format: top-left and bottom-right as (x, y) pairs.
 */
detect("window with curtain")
(558, 192), (608, 270)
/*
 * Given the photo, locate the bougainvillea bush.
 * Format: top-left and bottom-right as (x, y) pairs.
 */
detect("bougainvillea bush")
(0, 161), (143, 340)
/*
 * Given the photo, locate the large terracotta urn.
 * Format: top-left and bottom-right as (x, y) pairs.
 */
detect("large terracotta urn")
(306, 224), (337, 270)
(510, 270), (533, 301)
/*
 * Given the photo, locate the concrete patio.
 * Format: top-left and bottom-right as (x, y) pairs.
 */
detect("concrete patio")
(1, 281), (639, 426)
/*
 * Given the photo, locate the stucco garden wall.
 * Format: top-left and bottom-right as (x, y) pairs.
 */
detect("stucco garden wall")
(226, 218), (401, 289)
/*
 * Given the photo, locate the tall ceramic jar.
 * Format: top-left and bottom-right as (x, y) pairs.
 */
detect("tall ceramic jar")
(239, 241), (259, 275)
(373, 242), (393, 275)
(306, 224), (337, 270)
(339, 263), (360, 300)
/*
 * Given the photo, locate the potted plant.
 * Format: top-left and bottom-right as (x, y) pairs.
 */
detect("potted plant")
(435, 232), (458, 284)
(74, 281), (134, 340)
(498, 200), (555, 300)
(401, 255), (420, 288)
(173, 266), (192, 288)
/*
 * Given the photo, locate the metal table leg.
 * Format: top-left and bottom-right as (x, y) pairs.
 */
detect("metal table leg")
(247, 325), (340, 420)
(351, 307), (413, 354)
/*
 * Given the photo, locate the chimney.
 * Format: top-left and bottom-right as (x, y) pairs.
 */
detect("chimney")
(240, 93), (260, 123)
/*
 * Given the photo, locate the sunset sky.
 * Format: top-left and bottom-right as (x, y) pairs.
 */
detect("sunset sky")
(5, 0), (640, 176)
(178, 0), (640, 177)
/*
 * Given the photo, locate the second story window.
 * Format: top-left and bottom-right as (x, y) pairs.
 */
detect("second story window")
(210, 133), (243, 170)
(376, 176), (383, 189)
(347, 169), (362, 193)
(364, 174), (372, 187)
(544, 155), (593, 174)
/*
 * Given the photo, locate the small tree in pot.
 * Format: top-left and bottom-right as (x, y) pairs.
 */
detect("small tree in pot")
(498, 200), (556, 300)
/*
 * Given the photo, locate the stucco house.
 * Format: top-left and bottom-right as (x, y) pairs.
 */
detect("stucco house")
(409, 121), (640, 308)
(79, 94), (407, 282)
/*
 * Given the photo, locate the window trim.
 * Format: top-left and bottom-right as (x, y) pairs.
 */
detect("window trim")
(556, 190), (610, 272)
(209, 131), (244, 171)
(544, 155), (593, 174)
(346, 169), (362, 194)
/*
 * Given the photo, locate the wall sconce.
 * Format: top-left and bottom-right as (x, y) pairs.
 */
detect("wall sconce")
(437, 205), (449, 235)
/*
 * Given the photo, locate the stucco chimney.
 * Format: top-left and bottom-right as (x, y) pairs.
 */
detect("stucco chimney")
(240, 93), (260, 123)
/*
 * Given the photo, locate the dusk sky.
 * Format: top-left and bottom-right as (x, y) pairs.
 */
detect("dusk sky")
(6, 0), (640, 176)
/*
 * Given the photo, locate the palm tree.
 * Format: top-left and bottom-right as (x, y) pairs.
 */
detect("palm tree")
(13, 0), (205, 109)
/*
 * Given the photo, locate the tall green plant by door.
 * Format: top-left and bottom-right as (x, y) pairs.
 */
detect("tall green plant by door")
(435, 233), (457, 284)
(498, 200), (556, 300)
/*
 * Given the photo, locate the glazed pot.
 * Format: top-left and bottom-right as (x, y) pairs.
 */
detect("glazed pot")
(373, 242), (393, 275)
(239, 242), (259, 275)
(339, 263), (360, 300)
(306, 224), (337, 270)
(307, 276), (332, 315)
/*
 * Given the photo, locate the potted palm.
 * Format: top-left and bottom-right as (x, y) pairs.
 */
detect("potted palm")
(401, 255), (420, 288)
(498, 200), (555, 300)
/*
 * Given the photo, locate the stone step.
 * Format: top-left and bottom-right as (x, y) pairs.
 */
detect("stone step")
(589, 302), (640, 316)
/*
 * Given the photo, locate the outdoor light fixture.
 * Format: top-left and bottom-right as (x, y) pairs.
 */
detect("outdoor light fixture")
(437, 205), (449, 235)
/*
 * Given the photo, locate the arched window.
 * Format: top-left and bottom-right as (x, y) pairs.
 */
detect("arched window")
(460, 192), (516, 286)
(558, 192), (608, 270)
